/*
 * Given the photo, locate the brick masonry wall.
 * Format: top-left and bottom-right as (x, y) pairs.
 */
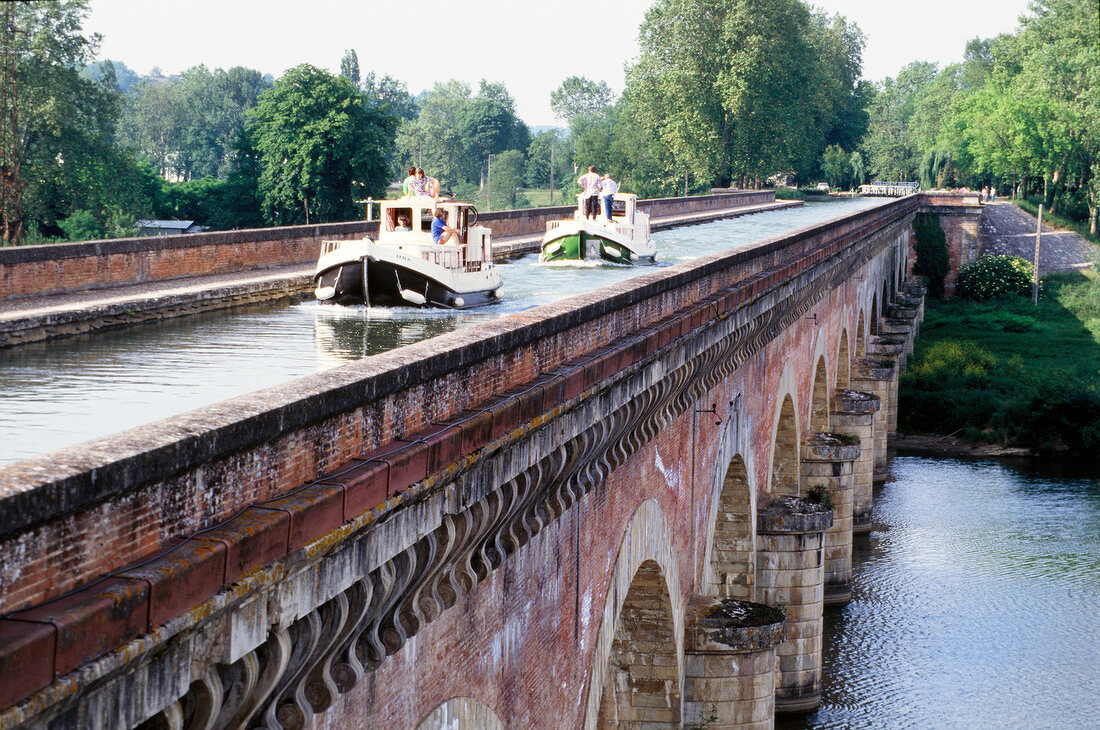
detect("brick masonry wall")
(0, 191), (773, 300)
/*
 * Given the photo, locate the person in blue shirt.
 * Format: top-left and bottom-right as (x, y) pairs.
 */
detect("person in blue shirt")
(431, 208), (459, 245)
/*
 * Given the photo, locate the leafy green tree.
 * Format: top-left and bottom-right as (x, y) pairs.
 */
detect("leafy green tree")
(1, 0), (157, 244)
(339, 49), (360, 85)
(82, 58), (140, 93)
(550, 76), (614, 124)
(525, 129), (571, 190)
(488, 149), (526, 209)
(821, 145), (849, 189)
(624, 0), (867, 189)
(397, 80), (472, 188)
(247, 64), (393, 225)
(863, 61), (938, 181)
(850, 150), (866, 186)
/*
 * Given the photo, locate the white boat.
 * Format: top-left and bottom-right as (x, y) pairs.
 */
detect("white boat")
(314, 198), (502, 308)
(539, 192), (656, 264)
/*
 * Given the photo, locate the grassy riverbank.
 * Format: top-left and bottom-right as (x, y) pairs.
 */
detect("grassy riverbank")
(898, 267), (1100, 457)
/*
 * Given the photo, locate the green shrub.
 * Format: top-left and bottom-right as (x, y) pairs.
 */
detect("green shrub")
(954, 255), (1032, 300)
(994, 375), (1100, 457)
(912, 213), (949, 298)
(58, 209), (102, 242)
(775, 187), (805, 200)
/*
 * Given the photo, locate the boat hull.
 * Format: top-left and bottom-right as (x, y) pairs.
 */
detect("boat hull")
(540, 221), (655, 265)
(315, 257), (500, 309)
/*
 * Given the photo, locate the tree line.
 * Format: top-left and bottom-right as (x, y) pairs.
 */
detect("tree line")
(1, 0), (1094, 245)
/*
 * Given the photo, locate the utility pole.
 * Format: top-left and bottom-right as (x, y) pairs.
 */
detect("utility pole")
(1032, 204), (1043, 304)
(550, 143), (554, 205)
(486, 154), (492, 213)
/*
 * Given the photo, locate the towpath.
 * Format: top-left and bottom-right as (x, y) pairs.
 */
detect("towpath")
(979, 201), (1096, 274)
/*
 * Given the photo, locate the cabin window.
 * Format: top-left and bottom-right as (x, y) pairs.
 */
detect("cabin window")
(420, 208), (436, 233)
(388, 207), (414, 232)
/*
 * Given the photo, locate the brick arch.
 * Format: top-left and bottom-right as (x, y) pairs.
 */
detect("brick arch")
(584, 500), (683, 729)
(870, 291), (879, 335)
(708, 454), (754, 600)
(770, 393), (800, 496)
(417, 697), (503, 730)
(855, 309), (866, 357)
(595, 559), (682, 727)
(836, 329), (851, 389)
(883, 278), (891, 311)
(809, 356), (830, 433)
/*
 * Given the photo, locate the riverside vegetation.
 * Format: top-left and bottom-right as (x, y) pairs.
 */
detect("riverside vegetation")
(899, 256), (1100, 458)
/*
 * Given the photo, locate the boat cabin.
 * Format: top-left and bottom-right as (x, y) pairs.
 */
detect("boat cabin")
(575, 191), (641, 225)
(377, 197), (493, 269)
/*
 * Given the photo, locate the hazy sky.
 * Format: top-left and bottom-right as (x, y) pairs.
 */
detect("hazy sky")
(85, 0), (1034, 127)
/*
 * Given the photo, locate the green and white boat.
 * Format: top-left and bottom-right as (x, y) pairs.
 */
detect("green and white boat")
(539, 192), (657, 265)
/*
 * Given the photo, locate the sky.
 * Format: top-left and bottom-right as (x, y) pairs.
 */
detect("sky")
(85, 0), (1035, 127)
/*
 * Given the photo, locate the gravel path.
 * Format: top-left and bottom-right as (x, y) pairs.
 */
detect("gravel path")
(978, 201), (1097, 274)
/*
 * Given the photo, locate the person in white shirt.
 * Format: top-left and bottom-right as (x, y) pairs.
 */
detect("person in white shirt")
(578, 165), (602, 220)
(600, 174), (619, 221)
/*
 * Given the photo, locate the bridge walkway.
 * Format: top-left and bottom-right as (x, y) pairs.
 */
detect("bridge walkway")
(0, 200), (800, 348)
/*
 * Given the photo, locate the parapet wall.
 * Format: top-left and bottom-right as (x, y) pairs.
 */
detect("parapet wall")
(0, 191), (775, 300)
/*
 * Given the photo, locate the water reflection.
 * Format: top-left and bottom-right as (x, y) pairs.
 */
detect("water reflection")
(779, 455), (1100, 729)
(1, 198), (883, 463)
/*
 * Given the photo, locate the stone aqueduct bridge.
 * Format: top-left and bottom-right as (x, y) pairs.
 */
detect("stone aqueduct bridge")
(1, 194), (978, 729)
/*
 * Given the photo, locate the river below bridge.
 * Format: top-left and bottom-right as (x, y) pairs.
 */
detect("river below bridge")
(1, 197), (881, 465)
(780, 454), (1100, 730)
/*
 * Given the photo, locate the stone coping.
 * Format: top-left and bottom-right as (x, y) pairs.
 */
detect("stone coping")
(855, 357), (896, 380)
(802, 432), (862, 462)
(0, 195), (913, 539)
(831, 388), (881, 415)
(757, 496), (834, 534)
(685, 596), (786, 653)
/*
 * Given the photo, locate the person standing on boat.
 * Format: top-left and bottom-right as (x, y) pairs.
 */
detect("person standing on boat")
(600, 174), (619, 221)
(578, 165), (601, 220)
(432, 207), (460, 245)
(422, 169), (441, 198)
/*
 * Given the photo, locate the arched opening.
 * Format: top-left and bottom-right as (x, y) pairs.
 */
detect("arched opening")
(710, 455), (754, 600)
(870, 292), (879, 335)
(418, 697), (504, 730)
(837, 330), (851, 389)
(770, 394), (799, 496)
(596, 560), (682, 727)
(809, 356), (829, 433)
(883, 279), (891, 310)
(855, 310), (866, 357)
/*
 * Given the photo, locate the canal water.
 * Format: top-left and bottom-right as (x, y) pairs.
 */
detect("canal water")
(779, 455), (1100, 730)
(0, 197), (881, 465)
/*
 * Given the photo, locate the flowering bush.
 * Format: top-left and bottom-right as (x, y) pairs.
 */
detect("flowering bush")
(954, 255), (1033, 300)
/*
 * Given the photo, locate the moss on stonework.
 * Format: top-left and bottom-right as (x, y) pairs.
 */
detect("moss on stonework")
(704, 600), (784, 628)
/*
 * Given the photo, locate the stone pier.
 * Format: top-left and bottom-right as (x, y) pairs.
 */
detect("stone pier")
(683, 596), (787, 730)
(801, 433), (861, 605)
(851, 358), (896, 481)
(830, 389), (880, 533)
(755, 497), (833, 713)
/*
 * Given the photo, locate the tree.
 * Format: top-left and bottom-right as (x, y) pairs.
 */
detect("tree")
(1, 0), (157, 244)
(624, 0), (867, 189)
(339, 49), (360, 85)
(247, 64), (394, 225)
(397, 80), (472, 187)
(488, 149), (526, 209)
(525, 129), (571, 190)
(550, 76), (614, 123)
